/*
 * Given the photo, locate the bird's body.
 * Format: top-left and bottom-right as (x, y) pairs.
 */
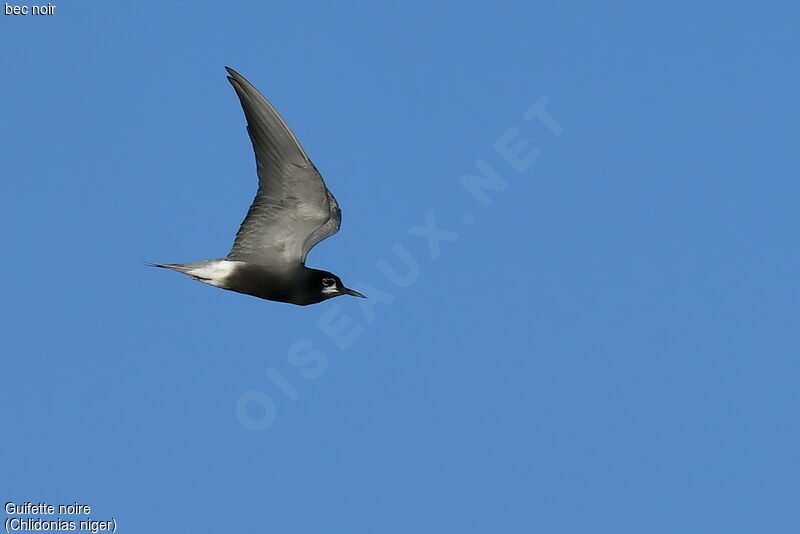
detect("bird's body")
(154, 260), (350, 306)
(152, 67), (364, 305)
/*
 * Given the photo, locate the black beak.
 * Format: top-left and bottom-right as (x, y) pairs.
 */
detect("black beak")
(342, 287), (366, 298)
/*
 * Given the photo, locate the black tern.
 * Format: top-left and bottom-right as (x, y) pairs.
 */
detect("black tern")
(152, 67), (365, 306)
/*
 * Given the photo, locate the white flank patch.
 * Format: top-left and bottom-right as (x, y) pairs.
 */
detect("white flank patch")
(188, 260), (241, 287)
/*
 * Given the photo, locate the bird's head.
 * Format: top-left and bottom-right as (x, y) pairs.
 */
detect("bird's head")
(312, 270), (366, 301)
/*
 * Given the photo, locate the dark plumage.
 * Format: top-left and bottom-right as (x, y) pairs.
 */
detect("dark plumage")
(151, 67), (364, 305)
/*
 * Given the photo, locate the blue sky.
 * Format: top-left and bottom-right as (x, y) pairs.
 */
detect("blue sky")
(2, 1), (799, 532)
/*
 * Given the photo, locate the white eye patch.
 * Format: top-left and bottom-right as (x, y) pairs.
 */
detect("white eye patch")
(321, 284), (339, 295)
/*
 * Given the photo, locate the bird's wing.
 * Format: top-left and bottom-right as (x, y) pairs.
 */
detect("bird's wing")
(224, 67), (341, 267)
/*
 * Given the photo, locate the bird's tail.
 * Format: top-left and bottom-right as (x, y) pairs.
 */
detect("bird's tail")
(145, 260), (227, 283)
(144, 262), (195, 274)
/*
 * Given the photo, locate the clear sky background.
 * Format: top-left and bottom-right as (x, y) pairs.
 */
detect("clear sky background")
(2, 1), (799, 532)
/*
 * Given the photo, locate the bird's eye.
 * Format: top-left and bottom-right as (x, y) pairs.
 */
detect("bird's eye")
(322, 278), (335, 287)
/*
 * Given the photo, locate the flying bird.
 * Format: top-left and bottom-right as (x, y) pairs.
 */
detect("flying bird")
(152, 67), (365, 305)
